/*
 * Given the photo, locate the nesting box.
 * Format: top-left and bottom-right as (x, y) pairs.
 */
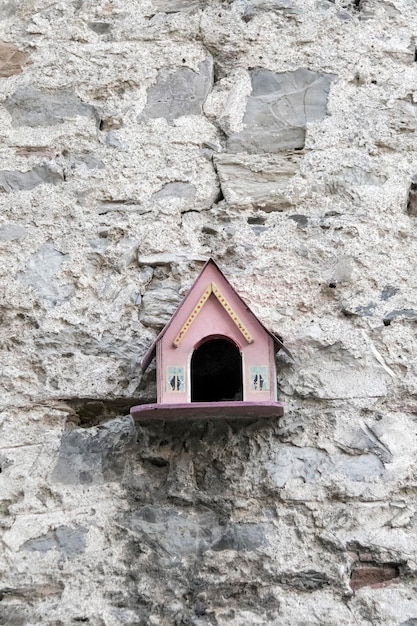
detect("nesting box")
(130, 259), (290, 420)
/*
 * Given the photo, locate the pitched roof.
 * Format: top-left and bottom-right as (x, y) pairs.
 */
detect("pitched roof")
(141, 258), (292, 371)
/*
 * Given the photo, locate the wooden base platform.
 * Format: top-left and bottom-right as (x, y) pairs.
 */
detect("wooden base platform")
(130, 401), (284, 422)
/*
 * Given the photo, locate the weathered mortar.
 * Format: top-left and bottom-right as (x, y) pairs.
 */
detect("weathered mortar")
(1, 0), (417, 624)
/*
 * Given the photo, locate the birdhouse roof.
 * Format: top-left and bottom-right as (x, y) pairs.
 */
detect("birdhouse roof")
(141, 258), (292, 371)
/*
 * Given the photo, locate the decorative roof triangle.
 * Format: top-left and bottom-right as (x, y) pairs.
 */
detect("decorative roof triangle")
(141, 258), (292, 371)
(173, 281), (254, 347)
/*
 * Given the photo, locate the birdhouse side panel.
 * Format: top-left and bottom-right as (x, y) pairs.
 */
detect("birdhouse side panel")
(242, 337), (277, 402)
(157, 339), (189, 404)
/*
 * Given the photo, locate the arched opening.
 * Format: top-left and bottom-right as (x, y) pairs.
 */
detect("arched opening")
(191, 338), (243, 402)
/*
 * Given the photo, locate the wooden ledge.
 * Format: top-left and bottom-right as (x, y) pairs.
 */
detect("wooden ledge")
(130, 401), (284, 422)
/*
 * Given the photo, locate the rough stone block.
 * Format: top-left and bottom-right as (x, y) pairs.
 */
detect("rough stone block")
(277, 569), (330, 591)
(19, 242), (74, 305)
(383, 309), (417, 323)
(139, 282), (182, 328)
(151, 0), (204, 11)
(0, 165), (63, 193)
(0, 42), (30, 78)
(21, 526), (88, 558)
(335, 453), (384, 481)
(226, 68), (334, 153)
(242, 0), (298, 19)
(214, 153), (301, 210)
(0, 224), (27, 241)
(350, 562), (399, 591)
(152, 182), (196, 202)
(137, 253), (207, 267)
(123, 505), (221, 556)
(88, 22), (112, 34)
(289, 360), (389, 400)
(0, 1), (16, 18)
(267, 446), (329, 488)
(52, 417), (136, 485)
(212, 523), (268, 551)
(348, 426), (393, 464)
(267, 446), (385, 487)
(4, 86), (97, 127)
(141, 59), (213, 122)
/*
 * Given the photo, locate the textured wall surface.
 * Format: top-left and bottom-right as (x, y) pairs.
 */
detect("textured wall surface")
(1, 0), (417, 624)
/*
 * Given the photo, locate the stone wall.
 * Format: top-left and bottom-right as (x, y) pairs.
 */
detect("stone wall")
(1, 0), (417, 624)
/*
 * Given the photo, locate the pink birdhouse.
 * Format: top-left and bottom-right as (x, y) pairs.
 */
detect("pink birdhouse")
(130, 259), (291, 421)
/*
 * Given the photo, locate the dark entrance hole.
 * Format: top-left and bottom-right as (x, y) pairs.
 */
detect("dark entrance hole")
(191, 338), (243, 402)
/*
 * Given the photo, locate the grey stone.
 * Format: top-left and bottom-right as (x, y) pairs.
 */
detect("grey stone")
(354, 302), (377, 317)
(212, 523), (268, 551)
(0, 606), (27, 626)
(277, 570), (330, 591)
(252, 225), (269, 235)
(324, 166), (387, 196)
(123, 505), (221, 556)
(227, 68), (334, 153)
(0, 1), (16, 18)
(105, 131), (127, 148)
(335, 166), (387, 187)
(0, 223), (27, 241)
(88, 22), (111, 34)
(71, 153), (105, 170)
(0, 454), (13, 471)
(336, 11), (352, 20)
(22, 526), (88, 558)
(139, 281), (182, 328)
(52, 417), (136, 485)
(348, 425), (393, 463)
(19, 242), (74, 305)
(267, 446), (329, 488)
(335, 453), (384, 481)
(151, 0), (204, 13)
(341, 298), (377, 318)
(0, 165), (63, 193)
(289, 346), (389, 399)
(399, 620), (417, 626)
(137, 253), (206, 267)
(288, 214), (308, 228)
(242, 0), (299, 19)
(142, 59), (213, 122)
(166, 453), (197, 501)
(384, 309), (417, 323)
(4, 86), (96, 127)
(96, 201), (148, 215)
(268, 446), (384, 486)
(214, 153), (300, 211)
(54, 526), (87, 555)
(380, 285), (399, 301)
(152, 182), (196, 202)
